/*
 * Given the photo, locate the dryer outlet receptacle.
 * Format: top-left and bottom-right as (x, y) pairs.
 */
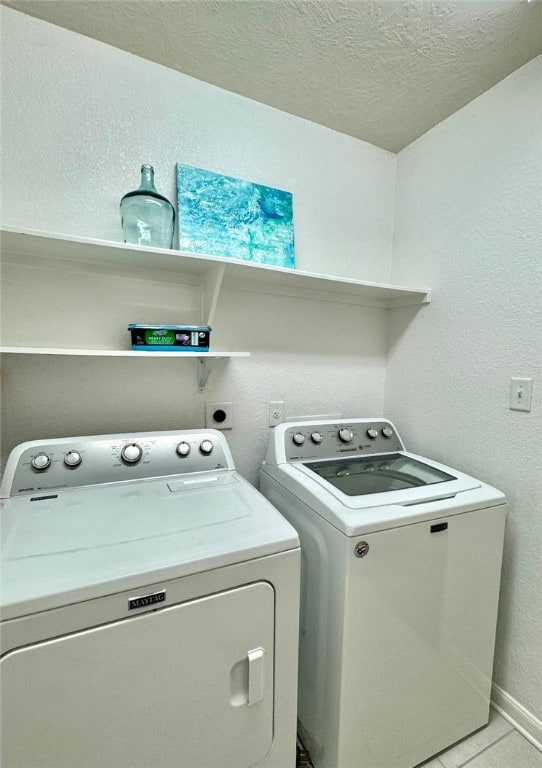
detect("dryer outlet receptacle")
(205, 402), (233, 430)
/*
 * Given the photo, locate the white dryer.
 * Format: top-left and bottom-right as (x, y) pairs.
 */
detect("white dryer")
(260, 418), (506, 768)
(0, 429), (300, 768)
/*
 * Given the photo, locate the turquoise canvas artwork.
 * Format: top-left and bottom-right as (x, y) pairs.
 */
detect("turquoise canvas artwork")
(176, 164), (295, 268)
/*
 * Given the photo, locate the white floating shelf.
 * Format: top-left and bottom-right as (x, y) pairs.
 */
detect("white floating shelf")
(0, 347), (249, 359)
(0, 227), (431, 310)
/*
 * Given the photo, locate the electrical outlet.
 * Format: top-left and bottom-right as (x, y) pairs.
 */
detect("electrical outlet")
(205, 401), (233, 430)
(269, 400), (285, 427)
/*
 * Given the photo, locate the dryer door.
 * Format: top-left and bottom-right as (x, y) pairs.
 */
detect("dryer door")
(1, 581), (275, 768)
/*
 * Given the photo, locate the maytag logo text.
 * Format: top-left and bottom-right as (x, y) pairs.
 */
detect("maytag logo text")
(129, 590), (166, 610)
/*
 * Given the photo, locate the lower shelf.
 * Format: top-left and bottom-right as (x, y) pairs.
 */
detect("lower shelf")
(0, 346), (250, 391)
(0, 346), (249, 359)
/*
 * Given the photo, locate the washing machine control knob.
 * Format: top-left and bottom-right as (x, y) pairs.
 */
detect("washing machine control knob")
(64, 451), (82, 467)
(31, 453), (51, 471)
(382, 427), (394, 438)
(176, 441), (191, 457)
(338, 428), (353, 443)
(121, 443), (143, 464)
(293, 433), (305, 446)
(200, 439), (214, 455)
(311, 431), (323, 444)
(367, 428), (379, 439)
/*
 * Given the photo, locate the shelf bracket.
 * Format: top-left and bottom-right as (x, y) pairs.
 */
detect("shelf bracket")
(198, 356), (222, 392)
(202, 263), (225, 326)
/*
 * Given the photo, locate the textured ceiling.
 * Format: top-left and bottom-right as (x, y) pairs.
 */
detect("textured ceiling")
(4, 0), (542, 152)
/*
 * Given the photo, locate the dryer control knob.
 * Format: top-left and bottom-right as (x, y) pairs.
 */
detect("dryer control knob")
(121, 443), (143, 464)
(200, 439), (214, 455)
(31, 453), (51, 471)
(367, 428), (379, 439)
(311, 431), (323, 444)
(176, 441), (191, 457)
(64, 451), (82, 467)
(382, 427), (394, 438)
(293, 433), (305, 446)
(338, 428), (353, 443)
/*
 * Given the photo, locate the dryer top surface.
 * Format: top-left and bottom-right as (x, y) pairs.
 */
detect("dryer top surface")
(1, 430), (298, 620)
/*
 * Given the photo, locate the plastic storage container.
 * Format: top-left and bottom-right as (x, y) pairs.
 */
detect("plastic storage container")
(128, 325), (211, 351)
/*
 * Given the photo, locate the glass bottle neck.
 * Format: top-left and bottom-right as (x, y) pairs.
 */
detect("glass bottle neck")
(139, 165), (157, 193)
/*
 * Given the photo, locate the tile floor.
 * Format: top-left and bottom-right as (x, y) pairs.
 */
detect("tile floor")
(297, 709), (542, 767)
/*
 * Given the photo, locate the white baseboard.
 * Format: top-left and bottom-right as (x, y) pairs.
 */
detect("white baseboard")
(491, 683), (542, 753)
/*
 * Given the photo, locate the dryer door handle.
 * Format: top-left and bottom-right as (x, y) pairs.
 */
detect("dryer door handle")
(247, 647), (265, 706)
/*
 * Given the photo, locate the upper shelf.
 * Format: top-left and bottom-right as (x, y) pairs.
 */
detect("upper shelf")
(0, 226), (430, 309)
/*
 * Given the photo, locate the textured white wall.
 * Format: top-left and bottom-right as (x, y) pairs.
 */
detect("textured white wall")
(386, 56), (542, 721)
(0, 7), (394, 483)
(0, 6), (395, 283)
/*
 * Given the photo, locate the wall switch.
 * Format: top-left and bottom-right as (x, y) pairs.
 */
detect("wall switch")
(205, 401), (233, 429)
(509, 378), (533, 412)
(269, 400), (285, 427)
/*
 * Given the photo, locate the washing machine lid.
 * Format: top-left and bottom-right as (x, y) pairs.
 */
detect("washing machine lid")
(268, 452), (504, 536)
(304, 453), (457, 496)
(0, 471), (298, 620)
(297, 452), (480, 505)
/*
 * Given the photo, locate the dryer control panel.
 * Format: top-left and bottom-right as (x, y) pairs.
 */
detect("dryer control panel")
(266, 419), (404, 464)
(1, 430), (234, 497)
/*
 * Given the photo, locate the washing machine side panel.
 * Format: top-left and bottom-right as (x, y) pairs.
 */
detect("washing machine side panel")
(260, 471), (346, 768)
(1, 582), (275, 768)
(338, 504), (506, 768)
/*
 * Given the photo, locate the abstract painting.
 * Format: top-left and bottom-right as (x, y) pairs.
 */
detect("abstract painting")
(176, 164), (295, 268)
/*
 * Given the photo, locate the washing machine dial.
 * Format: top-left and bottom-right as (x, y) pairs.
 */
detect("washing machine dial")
(293, 433), (305, 446)
(121, 443), (143, 464)
(31, 453), (51, 471)
(64, 451), (82, 468)
(200, 439), (214, 455)
(176, 441), (191, 457)
(310, 431), (323, 444)
(382, 427), (394, 439)
(367, 428), (379, 440)
(338, 428), (353, 443)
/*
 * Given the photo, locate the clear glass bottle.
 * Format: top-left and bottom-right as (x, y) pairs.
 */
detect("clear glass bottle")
(120, 165), (175, 248)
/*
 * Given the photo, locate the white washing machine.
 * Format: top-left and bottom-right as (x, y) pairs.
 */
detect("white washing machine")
(260, 418), (506, 768)
(0, 429), (300, 768)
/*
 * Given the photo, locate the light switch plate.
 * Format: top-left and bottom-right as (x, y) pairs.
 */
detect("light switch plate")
(509, 378), (533, 412)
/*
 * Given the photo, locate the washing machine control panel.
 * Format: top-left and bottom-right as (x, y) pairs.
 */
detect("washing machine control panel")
(1, 430), (233, 497)
(282, 420), (404, 462)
